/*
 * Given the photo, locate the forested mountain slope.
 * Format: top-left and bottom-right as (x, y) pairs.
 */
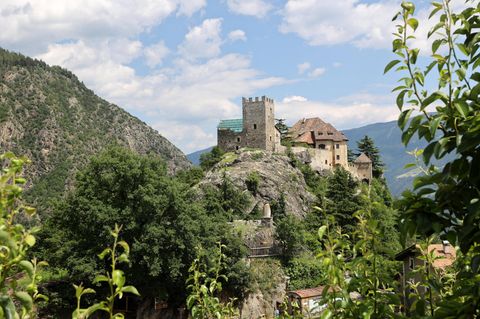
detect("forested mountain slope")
(0, 48), (191, 208)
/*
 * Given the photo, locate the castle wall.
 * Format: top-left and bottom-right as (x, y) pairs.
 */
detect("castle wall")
(243, 96), (277, 152)
(218, 129), (245, 151)
(291, 147), (333, 172)
(348, 162), (373, 182)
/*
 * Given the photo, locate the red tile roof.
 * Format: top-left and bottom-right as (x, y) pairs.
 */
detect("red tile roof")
(289, 118), (348, 144)
(288, 286), (326, 299)
(354, 153), (372, 163)
(395, 243), (456, 269)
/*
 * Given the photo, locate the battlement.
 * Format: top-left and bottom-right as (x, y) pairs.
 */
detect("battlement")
(242, 96), (274, 104)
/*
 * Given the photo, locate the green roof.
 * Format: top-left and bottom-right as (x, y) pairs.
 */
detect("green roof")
(218, 119), (243, 133)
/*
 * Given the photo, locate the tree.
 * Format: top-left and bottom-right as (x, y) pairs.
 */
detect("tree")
(200, 146), (225, 170)
(355, 135), (384, 178)
(275, 118), (289, 139)
(387, 0), (480, 316)
(325, 167), (361, 234)
(275, 214), (306, 264)
(37, 147), (248, 311)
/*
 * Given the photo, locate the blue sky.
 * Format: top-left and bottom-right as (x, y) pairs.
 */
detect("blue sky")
(0, 0), (444, 153)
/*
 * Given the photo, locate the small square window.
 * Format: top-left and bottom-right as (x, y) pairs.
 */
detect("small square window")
(237, 137), (241, 142)
(325, 160), (328, 164)
(336, 144), (340, 149)
(253, 124), (257, 129)
(336, 155), (340, 160)
(235, 146), (239, 150)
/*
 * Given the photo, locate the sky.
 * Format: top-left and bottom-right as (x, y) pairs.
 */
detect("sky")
(0, 0), (446, 153)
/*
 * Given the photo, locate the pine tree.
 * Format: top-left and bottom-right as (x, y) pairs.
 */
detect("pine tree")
(325, 167), (361, 233)
(355, 135), (384, 178)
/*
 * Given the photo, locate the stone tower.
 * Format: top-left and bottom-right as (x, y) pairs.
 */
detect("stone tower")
(242, 96), (277, 151)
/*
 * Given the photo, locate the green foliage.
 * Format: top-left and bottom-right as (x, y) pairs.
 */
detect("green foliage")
(0, 152), (48, 318)
(275, 215), (306, 264)
(37, 147), (248, 310)
(387, 0), (480, 316)
(176, 167), (204, 186)
(275, 119), (289, 137)
(72, 224), (140, 319)
(186, 244), (237, 319)
(286, 148), (326, 199)
(285, 253), (324, 290)
(315, 197), (400, 319)
(325, 167), (361, 233)
(245, 171), (260, 196)
(271, 193), (287, 221)
(200, 147), (225, 170)
(248, 259), (285, 298)
(355, 135), (385, 178)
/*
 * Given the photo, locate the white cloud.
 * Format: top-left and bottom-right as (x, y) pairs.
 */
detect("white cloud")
(178, 18), (223, 61)
(297, 62), (310, 74)
(277, 94), (398, 129)
(280, 0), (398, 49)
(144, 41), (170, 68)
(228, 29), (247, 42)
(309, 67), (326, 78)
(226, 0), (273, 18)
(282, 96), (308, 103)
(177, 0), (207, 16)
(0, 0), (205, 54)
(37, 39), (286, 153)
(280, 0), (473, 52)
(153, 121), (216, 152)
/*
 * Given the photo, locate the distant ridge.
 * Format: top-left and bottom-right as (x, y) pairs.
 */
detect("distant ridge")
(0, 48), (191, 209)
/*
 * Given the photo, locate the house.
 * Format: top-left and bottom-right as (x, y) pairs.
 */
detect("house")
(395, 241), (456, 311)
(286, 286), (327, 317)
(289, 117), (349, 169)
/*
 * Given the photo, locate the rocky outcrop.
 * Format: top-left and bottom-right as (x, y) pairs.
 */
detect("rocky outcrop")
(200, 149), (316, 218)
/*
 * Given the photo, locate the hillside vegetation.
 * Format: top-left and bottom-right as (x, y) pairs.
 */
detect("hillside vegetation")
(0, 48), (190, 210)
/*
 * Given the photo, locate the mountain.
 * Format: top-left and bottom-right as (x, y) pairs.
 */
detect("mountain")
(342, 121), (452, 197)
(187, 146), (213, 165)
(0, 48), (191, 209)
(188, 121), (452, 197)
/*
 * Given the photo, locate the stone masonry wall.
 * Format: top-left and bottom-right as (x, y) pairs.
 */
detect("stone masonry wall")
(242, 96), (276, 151)
(218, 129), (245, 151)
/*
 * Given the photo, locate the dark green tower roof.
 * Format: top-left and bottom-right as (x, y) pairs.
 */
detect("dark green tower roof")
(218, 119), (243, 133)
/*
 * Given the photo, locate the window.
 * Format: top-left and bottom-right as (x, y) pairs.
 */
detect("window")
(336, 144), (340, 149)
(269, 136), (272, 141)
(336, 155), (340, 160)
(235, 146), (239, 150)
(318, 131), (323, 135)
(327, 132), (333, 135)
(318, 144), (326, 149)
(409, 257), (415, 270)
(325, 160), (328, 164)
(237, 137), (241, 142)
(253, 124), (257, 130)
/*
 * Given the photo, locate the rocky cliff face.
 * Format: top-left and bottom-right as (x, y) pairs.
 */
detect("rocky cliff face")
(200, 149), (316, 218)
(0, 48), (191, 207)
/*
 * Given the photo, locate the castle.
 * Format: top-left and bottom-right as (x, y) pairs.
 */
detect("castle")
(217, 96), (372, 182)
